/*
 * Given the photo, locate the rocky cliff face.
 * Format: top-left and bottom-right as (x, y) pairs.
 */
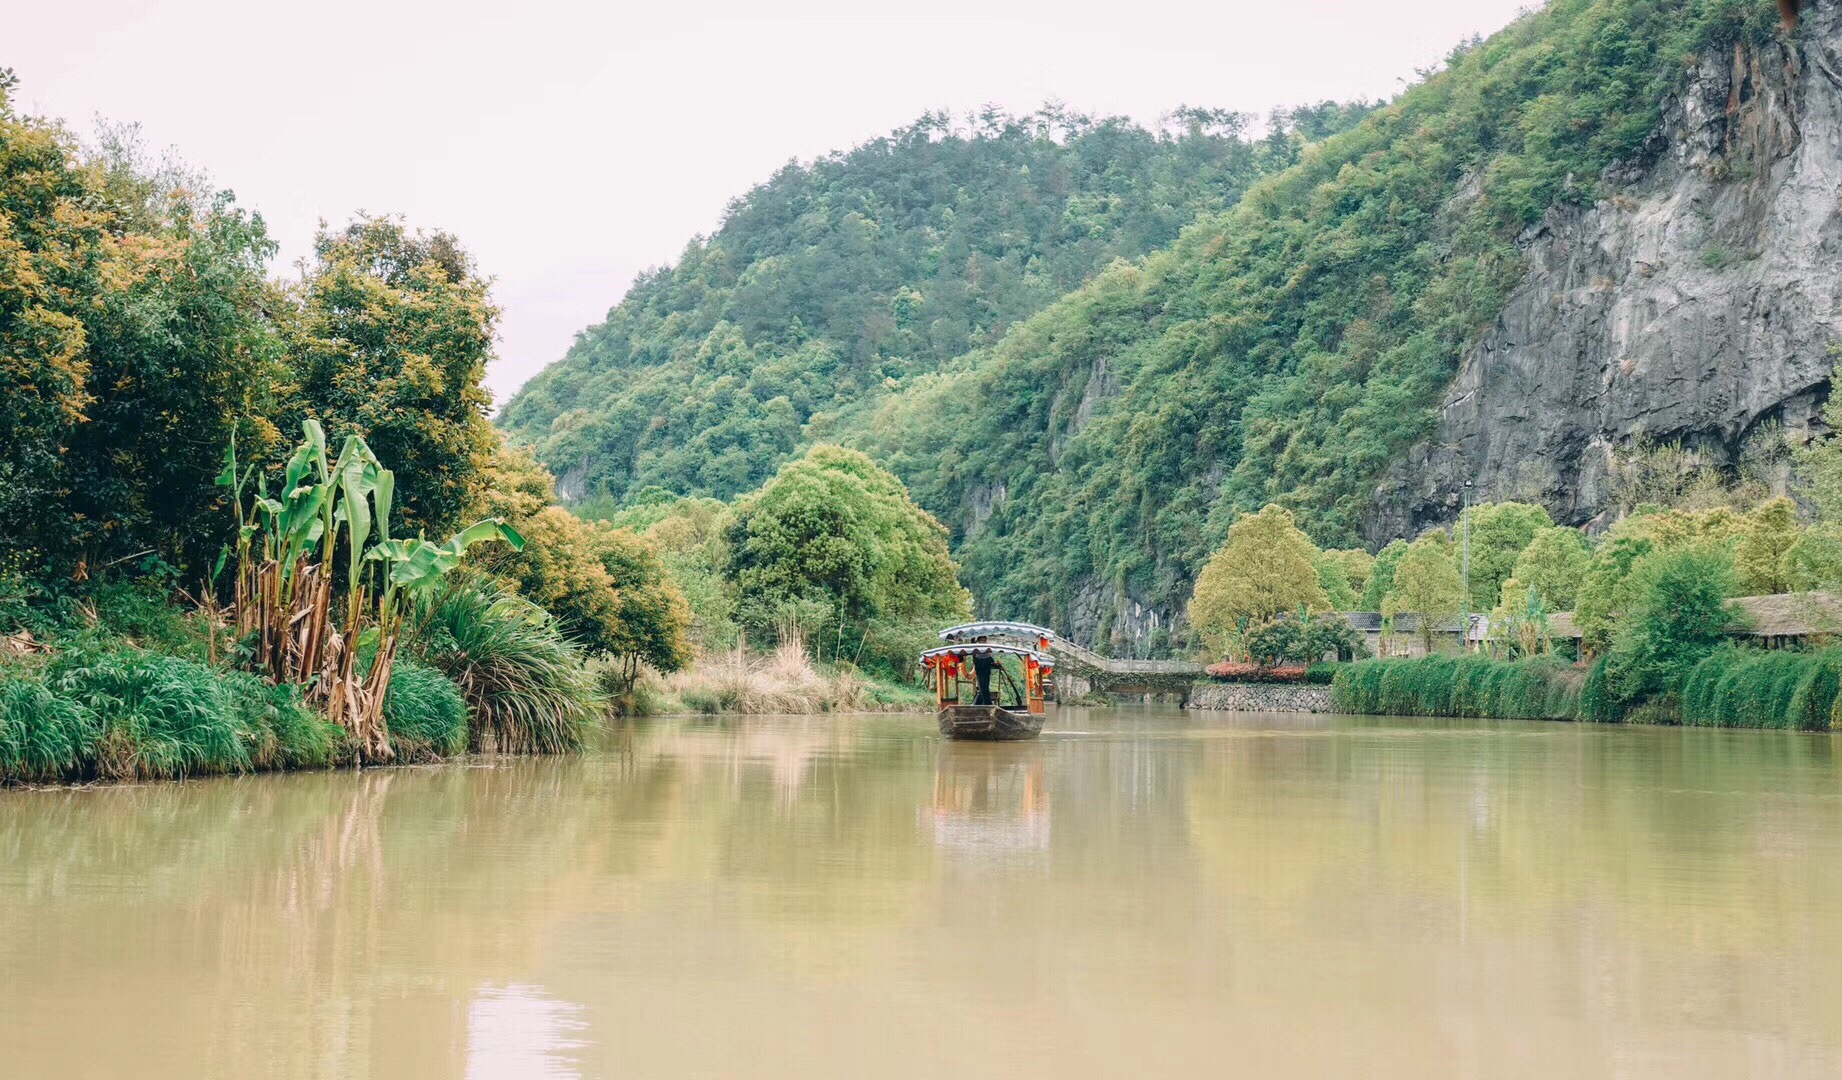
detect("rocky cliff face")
(1375, 1), (1842, 539)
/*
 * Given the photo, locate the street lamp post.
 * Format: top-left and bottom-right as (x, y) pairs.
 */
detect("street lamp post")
(1460, 479), (1474, 653)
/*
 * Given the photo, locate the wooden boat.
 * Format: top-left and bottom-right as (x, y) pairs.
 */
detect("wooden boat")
(921, 623), (1058, 741)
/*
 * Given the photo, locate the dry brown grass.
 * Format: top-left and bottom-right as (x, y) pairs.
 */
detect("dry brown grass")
(663, 641), (875, 715)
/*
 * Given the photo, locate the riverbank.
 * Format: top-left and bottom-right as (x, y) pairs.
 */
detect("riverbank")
(1187, 683), (1333, 713)
(633, 643), (932, 716)
(0, 579), (607, 786)
(1330, 652), (1839, 730)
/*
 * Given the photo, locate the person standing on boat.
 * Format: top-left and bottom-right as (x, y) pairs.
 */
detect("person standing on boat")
(972, 637), (995, 705)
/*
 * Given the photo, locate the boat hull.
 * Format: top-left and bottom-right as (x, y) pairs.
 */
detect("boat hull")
(938, 704), (1045, 741)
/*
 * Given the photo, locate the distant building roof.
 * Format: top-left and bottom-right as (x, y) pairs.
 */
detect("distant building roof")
(1729, 592), (1842, 638)
(1545, 591), (1842, 643)
(1338, 611), (1479, 636)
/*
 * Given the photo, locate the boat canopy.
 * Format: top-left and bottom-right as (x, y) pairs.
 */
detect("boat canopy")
(938, 622), (1057, 644)
(920, 643), (1055, 668)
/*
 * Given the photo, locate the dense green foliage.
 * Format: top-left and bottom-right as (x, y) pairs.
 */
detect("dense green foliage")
(381, 658), (471, 761)
(790, 0), (1772, 637)
(500, 103), (1374, 503)
(1681, 647), (1839, 731)
(405, 577), (602, 754)
(1, 84), (287, 582)
(723, 445), (969, 673)
(474, 444), (691, 683)
(1331, 655), (1584, 720)
(1462, 503), (1553, 610)
(286, 217), (500, 536)
(0, 634), (344, 783)
(1600, 546), (1740, 705)
(0, 68), (697, 779)
(1243, 614), (1368, 665)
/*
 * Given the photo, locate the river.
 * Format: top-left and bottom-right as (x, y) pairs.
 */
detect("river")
(2, 707), (1839, 1078)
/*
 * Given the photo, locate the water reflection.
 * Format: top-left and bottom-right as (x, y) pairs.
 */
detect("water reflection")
(466, 984), (587, 1080)
(928, 744), (1052, 856)
(0, 708), (1838, 1078)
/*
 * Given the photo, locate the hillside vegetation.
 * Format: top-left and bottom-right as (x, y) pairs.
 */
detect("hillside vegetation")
(498, 102), (1373, 502)
(837, 0), (1779, 643)
(502, 0), (1782, 648)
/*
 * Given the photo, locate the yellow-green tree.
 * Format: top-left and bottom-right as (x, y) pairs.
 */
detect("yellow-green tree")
(1383, 537), (1465, 653)
(1324, 548), (1374, 599)
(1187, 505), (1329, 655)
(286, 216), (497, 537)
(473, 443), (691, 684)
(1510, 526), (1592, 610)
(1463, 502), (1553, 610)
(1733, 497), (1800, 595)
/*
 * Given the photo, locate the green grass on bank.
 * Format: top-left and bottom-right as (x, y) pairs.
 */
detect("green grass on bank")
(1331, 649), (1841, 729)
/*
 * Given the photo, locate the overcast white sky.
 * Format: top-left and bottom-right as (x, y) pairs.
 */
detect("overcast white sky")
(9, 0), (1532, 404)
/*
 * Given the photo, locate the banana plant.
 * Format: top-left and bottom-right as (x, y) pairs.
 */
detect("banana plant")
(222, 418), (524, 761)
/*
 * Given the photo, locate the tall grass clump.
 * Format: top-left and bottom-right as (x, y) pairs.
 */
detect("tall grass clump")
(1681, 647), (1838, 730)
(405, 577), (601, 754)
(48, 640), (249, 780)
(1331, 655), (1584, 720)
(221, 672), (343, 769)
(381, 658), (470, 761)
(664, 641), (885, 715)
(0, 666), (102, 782)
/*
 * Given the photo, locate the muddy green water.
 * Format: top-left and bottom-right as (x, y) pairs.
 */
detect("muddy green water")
(2, 708), (1841, 1078)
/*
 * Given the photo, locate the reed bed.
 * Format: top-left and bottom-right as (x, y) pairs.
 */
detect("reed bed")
(1331, 655), (1585, 721)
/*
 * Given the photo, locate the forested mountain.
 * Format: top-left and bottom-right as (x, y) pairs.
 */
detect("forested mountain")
(507, 0), (1827, 652)
(497, 102), (1373, 500)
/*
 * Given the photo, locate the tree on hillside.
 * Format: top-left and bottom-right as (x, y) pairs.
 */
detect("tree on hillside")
(724, 445), (969, 671)
(473, 443), (692, 686)
(1463, 502), (1553, 611)
(1734, 497), (1800, 595)
(1574, 535), (1655, 655)
(1324, 548), (1375, 599)
(1313, 551), (1358, 610)
(1359, 540), (1409, 610)
(1383, 537), (1465, 654)
(287, 216), (497, 537)
(1186, 505), (1330, 656)
(1795, 393), (1842, 520)
(1510, 526), (1592, 610)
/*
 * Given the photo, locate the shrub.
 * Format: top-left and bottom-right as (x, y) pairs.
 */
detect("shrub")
(1205, 661), (1308, 683)
(222, 672), (343, 769)
(1331, 655), (1584, 720)
(382, 659), (470, 761)
(1681, 647), (1839, 730)
(1577, 657), (1619, 723)
(405, 577), (602, 754)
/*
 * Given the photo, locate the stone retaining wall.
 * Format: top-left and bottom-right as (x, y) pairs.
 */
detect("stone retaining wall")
(1186, 683), (1333, 713)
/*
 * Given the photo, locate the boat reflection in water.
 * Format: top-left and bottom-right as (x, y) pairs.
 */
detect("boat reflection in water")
(926, 743), (1052, 856)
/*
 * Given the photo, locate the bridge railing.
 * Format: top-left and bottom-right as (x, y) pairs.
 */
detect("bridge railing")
(1046, 637), (1202, 676)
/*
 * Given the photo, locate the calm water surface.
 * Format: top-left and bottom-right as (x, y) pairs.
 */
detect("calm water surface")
(3, 707), (1841, 1078)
